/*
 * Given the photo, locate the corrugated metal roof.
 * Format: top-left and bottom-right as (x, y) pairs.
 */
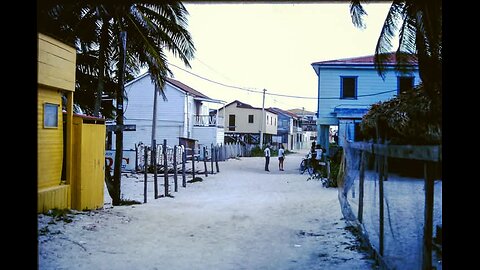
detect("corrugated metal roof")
(312, 52), (418, 66)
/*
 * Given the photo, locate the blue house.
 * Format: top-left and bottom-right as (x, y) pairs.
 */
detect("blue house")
(268, 107), (301, 150)
(311, 53), (420, 154)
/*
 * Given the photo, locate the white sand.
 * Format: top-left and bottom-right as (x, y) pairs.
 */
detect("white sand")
(38, 150), (377, 270)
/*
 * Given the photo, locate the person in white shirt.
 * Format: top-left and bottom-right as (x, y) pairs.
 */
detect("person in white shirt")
(278, 144), (285, 171)
(264, 144), (271, 172)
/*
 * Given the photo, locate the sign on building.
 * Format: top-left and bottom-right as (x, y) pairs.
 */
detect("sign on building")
(105, 150), (136, 172)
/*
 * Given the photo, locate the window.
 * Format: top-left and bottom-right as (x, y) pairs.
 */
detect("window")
(341, 77), (357, 99)
(44, 103), (59, 128)
(228, 114), (235, 131)
(398, 76), (414, 94)
(248, 115), (254, 123)
(267, 115), (269, 124)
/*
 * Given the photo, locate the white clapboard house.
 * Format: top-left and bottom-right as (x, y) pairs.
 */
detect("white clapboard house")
(107, 72), (224, 151)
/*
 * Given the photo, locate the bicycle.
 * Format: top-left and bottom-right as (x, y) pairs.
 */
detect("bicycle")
(299, 153), (329, 187)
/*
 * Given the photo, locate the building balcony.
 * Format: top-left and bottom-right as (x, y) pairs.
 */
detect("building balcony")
(193, 115), (224, 127)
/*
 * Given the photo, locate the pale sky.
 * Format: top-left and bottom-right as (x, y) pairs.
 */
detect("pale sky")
(165, 2), (393, 112)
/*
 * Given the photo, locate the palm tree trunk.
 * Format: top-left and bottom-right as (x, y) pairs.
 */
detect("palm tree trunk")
(113, 30), (127, 206)
(94, 19), (109, 117)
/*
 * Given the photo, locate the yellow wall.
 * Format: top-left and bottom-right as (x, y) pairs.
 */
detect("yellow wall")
(37, 33), (76, 213)
(71, 116), (106, 210)
(38, 88), (64, 189)
(38, 33), (76, 92)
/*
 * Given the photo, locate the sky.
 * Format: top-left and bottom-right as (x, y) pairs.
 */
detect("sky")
(165, 2), (394, 112)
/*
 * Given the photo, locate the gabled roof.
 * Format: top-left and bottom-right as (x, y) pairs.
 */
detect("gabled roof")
(311, 52), (418, 66)
(125, 72), (219, 102)
(268, 107), (299, 119)
(223, 100), (277, 114)
(165, 77), (211, 99)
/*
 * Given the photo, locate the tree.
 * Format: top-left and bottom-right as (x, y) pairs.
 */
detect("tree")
(350, 0), (442, 99)
(350, 0), (442, 144)
(38, 1), (196, 205)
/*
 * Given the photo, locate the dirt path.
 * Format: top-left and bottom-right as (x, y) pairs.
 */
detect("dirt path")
(38, 149), (377, 270)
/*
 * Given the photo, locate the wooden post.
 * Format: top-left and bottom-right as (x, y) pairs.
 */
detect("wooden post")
(378, 153), (385, 256)
(173, 145), (178, 192)
(143, 146), (148, 203)
(358, 151), (366, 223)
(210, 144), (214, 174)
(182, 148), (186, 188)
(215, 146), (220, 173)
(422, 161), (434, 270)
(203, 146), (208, 177)
(192, 148), (196, 180)
(153, 140), (158, 199)
(135, 144), (138, 172)
(163, 139), (169, 197)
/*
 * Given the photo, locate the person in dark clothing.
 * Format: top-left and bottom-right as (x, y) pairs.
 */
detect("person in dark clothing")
(264, 144), (271, 172)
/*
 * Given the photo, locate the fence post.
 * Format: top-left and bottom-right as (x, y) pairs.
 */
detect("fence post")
(135, 143), (138, 172)
(143, 146), (148, 203)
(203, 146), (208, 177)
(153, 140), (158, 199)
(378, 152), (385, 256)
(173, 145), (178, 192)
(182, 147), (186, 187)
(215, 146), (220, 172)
(163, 139), (169, 197)
(358, 150), (366, 223)
(422, 161), (435, 270)
(192, 148), (196, 180)
(210, 144), (214, 174)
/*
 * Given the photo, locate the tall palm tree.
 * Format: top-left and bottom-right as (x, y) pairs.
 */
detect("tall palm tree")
(38, 1), (196, 205)
(350, 0), (442, 99)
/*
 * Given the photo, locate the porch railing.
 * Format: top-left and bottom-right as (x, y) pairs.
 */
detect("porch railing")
(193, 115), (224, 127)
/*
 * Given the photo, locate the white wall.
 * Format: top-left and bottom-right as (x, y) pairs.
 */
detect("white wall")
(113, 75), (186, 149)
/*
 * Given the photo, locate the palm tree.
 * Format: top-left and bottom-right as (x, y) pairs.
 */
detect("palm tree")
(350, 0), (442, 99)
(38, 1), (196, 205)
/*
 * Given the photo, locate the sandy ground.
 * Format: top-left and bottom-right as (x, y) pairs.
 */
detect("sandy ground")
(38, 149), (377, 270)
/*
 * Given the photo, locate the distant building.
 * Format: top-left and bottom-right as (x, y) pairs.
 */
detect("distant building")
(268, 107), (301, 150)
(287, 108), (317, 149)
(311, 53), (420, 154)
(109, 73), (224, 150)
(218, 100), (277, 145)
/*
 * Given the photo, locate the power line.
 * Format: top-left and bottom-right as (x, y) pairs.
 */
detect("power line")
(169, 62), (402, 100)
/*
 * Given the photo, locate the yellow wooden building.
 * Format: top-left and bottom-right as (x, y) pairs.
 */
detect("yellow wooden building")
(37, 33), (106, 213)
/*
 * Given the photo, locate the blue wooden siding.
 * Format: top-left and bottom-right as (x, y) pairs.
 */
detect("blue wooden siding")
(316, 67), (420, 125)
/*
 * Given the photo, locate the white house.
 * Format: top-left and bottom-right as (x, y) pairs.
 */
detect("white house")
(311, 53), (420, 154)
(108, 73), (224, 150)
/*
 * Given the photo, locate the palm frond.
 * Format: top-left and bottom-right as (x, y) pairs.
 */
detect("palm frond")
(350, 0), (367, 29)
(374, 1), (406, 79)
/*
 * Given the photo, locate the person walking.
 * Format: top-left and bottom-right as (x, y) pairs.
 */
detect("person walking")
(278, 143), (285, 171)
(264, 144), (271, 172)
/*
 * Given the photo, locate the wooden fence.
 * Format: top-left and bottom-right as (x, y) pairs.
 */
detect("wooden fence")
(339, 141), (442, 270)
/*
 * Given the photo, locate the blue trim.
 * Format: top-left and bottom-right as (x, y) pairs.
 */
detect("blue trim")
(397, 75), (415, 95)
(340, 76), (358, 99)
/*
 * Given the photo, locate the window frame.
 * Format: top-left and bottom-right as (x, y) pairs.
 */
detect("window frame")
(248, 114), (254, 123)
(43, 102), (59, 128)
(340, 76), (358, 99)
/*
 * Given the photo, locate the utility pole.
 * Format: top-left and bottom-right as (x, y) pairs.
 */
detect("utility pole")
(259, 88), (266, 148)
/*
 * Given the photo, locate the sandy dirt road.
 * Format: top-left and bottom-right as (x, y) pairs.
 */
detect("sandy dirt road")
(38, 149), (377, 270)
